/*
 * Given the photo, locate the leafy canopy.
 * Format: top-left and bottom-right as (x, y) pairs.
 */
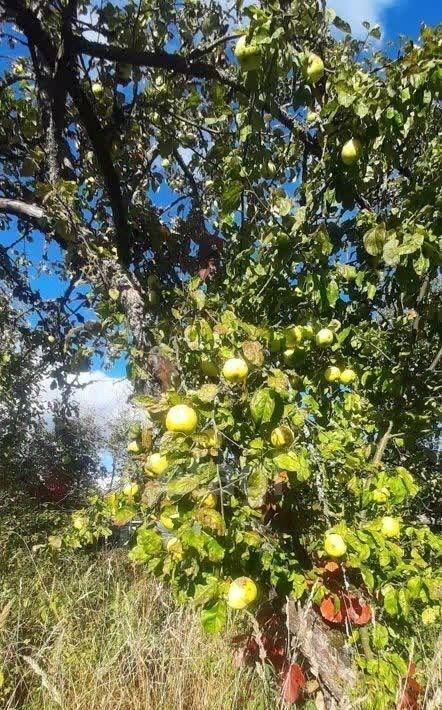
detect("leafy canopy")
(0, 1), (441, 707)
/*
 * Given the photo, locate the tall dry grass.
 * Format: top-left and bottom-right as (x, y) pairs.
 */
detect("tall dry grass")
(1, 547), (440, 709)
(0, 550), (269, 710)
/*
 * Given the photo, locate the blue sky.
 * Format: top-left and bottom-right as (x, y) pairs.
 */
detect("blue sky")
(333, 0), (440, 39)
(1, 0), (440, 427)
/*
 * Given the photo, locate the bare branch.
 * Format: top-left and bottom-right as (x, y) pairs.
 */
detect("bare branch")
(373, 420), (393, 466)
(0, 197), (45, 222)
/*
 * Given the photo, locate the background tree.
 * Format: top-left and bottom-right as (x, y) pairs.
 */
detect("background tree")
(0, 1), (441, 708)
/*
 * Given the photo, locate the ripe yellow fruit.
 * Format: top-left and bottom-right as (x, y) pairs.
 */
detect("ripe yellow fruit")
(201, 492), (217, 508)
(315, 328), (334, 347)
(304, 53), (325, 84)
(324, 366), (341, 382)
(234, 35), (261, 72)
(286, 325), (304, 346)
(227, 577), (258, 609)
(91, 82), (104, 96)
(222, 357), (249, 383)
(145, 453), (168, 476)
(166, 404), (198, 434)
(381, 516), (400, 538)
(270, 426), (294, 448)
(340, 368), (356, 385)
(324, 533), (347, 558)
(127, 440), (141, 454)
(341, 138), (362, 166)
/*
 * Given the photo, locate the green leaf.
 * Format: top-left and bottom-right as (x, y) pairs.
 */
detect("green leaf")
(363, 225), (386, 256)
(372, 624), (389, 650)
(108, 288), (119, 301)
(274, 195), (292, 217)
(247, 464), (268, 508)
(221, 180), (242, 215)
(333, 16), (351, 33)
(291, 573), (307, 600)
(193, 577), (220, 606)
(250, 388), (282, 425)
(383, 586), (398, 616)
(203, 533), (225, 562)
(369, 24), (381, 39)
(382, 238), (400, 266)
(129, 528), (162, 564)
(191, 289), (206, 310)
(194, 507), (226, 535)
(400, 233), (424, 255)
(273, 448), (311, 481)
(398, 589), (410, 617)
(366, 283), (377, 300)
(388, 653), (408, 676)
(112, 506), (137, 526)
(201, 600), (227, 634)
(194, 383), (218, 403)
(326, 280), (339, 307)
(167, 475), (201, 497)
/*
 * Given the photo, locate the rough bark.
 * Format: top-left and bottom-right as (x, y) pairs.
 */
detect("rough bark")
(286, 600), (357, 708)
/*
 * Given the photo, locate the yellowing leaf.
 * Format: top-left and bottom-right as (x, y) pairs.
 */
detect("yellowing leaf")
(247, 464), (268, 508)
(242, 340), (264, 366)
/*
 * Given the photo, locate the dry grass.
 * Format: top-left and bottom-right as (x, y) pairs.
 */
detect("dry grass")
(1, 548), (440, 709)
(0, 550), (268, 710)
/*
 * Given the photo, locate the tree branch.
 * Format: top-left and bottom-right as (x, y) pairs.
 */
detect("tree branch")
(0, 197), (45, 222)
(372, 420), (393, 466)
(4, 0), (131, 266)
(71, 34), (311, 140)
(429, 344), (442, 372)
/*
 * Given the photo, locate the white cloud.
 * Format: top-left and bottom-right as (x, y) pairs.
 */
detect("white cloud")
(42, 371), (133, 428)
(330, 0), (396, 36)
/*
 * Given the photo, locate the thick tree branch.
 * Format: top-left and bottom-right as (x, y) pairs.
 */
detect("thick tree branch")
(72, 34), (233, 81)
(72, 34), (313, 142)
(0, 197), (45, 222)
(4, 0), (131, 266)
